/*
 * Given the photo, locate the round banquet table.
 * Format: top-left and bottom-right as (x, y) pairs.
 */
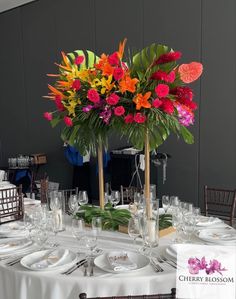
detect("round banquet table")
(0, 224), (176, 299)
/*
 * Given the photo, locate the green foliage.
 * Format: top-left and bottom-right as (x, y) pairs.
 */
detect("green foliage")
(159, 214), (172, 230)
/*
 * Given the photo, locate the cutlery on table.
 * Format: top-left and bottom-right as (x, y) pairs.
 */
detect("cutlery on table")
(83, 261), (88, 276)
(150, 259), (163, 272)
(62, 259), (86, 275)
(89, 259), (94, 276)
(155, 256), (176, 269)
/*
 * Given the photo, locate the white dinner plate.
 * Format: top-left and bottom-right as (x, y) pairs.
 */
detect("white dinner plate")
(0, 238), (32, 254)
(165, 244), (177, 260)
(115, 205), (130, 210)
(0, 221), (27, 238)
(20, 249), (79, 272)
(94, 251), (149, 274)
(195, 216), (222, 227)
(196, 228), (236, 245)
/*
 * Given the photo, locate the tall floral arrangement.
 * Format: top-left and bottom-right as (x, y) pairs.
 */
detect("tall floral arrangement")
(44, 39), (203, 211)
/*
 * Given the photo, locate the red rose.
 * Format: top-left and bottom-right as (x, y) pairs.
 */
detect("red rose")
(152, 98), (162, 108)
(160, 99), (174, 115)
(113, 67), (124, 81)
(108, 52), (119, 66)
(64, 116), (73, 127)
(124, 114), (134, 124)
(114, 106), (125, 116)
(134, 113), (146, 123)
(87, 89), (100, 103)
(171, 86), (193, 101)
(150, 70), (168, 81)
(106, 93), (120, 105)
(155, 84), (169, 98)
(43, 112), (52, 121)
(72, 79), (81, 91)
(155, 51), (182, 64)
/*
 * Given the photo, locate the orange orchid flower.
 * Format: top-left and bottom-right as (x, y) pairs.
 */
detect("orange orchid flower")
(133, 92), (152, 110)
(95, 53), (108, 70)
(117, 38), (127, 59)
(119, 75), (139, 93)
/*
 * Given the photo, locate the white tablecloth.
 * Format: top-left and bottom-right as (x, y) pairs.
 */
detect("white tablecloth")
(0, 224), (176, 299)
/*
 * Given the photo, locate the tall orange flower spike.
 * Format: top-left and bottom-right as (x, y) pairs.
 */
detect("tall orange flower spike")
(117, 38), (127, 59)
(133, 92), (152, 110)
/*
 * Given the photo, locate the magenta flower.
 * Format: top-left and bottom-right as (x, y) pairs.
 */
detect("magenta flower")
(55, 95), (65, 111)
(152, 98), (162, 108)
(134, 113), (146, 124)
(155, 84), (169, 98)
(108, 52), (119, 66)
(82, 105), (93, 113)
(206, 259), (227, 276)
(72, 79), (81, 91)
(106, 93), (120, 105)
(124, 114), (134, 124)
(167, 71), (176, 83)
(64, 116), (73, 127)
(113, 67), (124, 81)
(114, 106), (125, 116)
(100, 107), (112, 124)
(188, 257), (201, 274)
(175, 103), (194, 126)
(75, 55), (84, 65)
(87, 89), (100, 103)
(43, 112), (52, 121)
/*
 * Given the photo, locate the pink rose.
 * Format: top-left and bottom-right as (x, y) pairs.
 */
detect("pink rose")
(75, 55), (84, 65)
(87, 89), (100, 103)
(114, 106), (125, 116)
(106, 93), (120, 105)
(152, 98), (162, 108)
(167, 71), (176, 83)
(124, 114), (134, 124)
(64, 116), (73, 127)
(43, 112), (52, 121)
(108, 52), (119, 66)
(113, 67), (124, 81)
(155, 84), (169, 98)
(72, 79), (81, 91)
(134, 113), (146, 123)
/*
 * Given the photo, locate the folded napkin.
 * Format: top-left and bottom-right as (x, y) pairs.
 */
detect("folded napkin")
(107, 251), (137, 272)
(196, 216), (222, 227)
(30, 249), (69, 270)
(0, 239), (31, 253)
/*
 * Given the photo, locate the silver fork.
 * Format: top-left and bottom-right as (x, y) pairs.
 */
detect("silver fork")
(156, 255), (176, 269)
(150, 258), (163, 272)
(89, 259), (94, 276)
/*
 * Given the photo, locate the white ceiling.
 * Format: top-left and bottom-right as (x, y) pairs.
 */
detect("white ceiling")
(0, 0), (36, 13)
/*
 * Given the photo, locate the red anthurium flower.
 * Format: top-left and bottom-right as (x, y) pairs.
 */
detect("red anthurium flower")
(124, 114), (134, 124)
(152, 98), (162, 108)
(43, 112), (52, 121)
(113, 67), (124, 81)
(64, 116), (73, 127)
(155, 51), (182, 64)
(134, 113), (146, 123)
(178, 62), (203, 83)
(160, 99), (174, 115)
(72, 79), (81, 91)
(108, 52), (119, 66)
(75, 55), (84, 65)
(155, 84), (169, 98)
(106, 93), (120, 105)
(87, 89), (100, 103)
(114, 106), (125, 116)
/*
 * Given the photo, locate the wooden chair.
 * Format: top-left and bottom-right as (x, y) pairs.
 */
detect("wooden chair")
(40, 178), (60, 204)
(60, 188), (78, 213)
(120, 185), (140, 205)
(0, 185), (24, 224)
(79, 289), (176, 299)
(204, 185), (236, 226)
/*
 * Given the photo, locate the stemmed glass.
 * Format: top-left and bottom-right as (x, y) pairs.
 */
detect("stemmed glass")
(92, 217), (102, 253)
(78, 191), (88, 206)
(68, 194), (79, 214)
(140, 216), (159, 257)
(162, 195), (170, 213)
(128, 217), (140, 249)
(110, 191), (120, 207)
(72, 218), (86, 252)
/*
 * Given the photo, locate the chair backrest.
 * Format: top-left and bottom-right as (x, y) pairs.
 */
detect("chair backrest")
(79, 289), (176, 299)
(0, 185), (24, 224)
(204, 185), (236, 226)
(120, 185), (140, 205)
(40, 179), (60, 204)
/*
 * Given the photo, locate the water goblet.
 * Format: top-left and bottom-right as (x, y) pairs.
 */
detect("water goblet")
(78, 191), (88, 206)
(110, 190), (120, 208)
(68, 194), (79, 214)
(162, 195), (170, 213)
(72, 218), (86, 252)
(128, 217), (140, 249)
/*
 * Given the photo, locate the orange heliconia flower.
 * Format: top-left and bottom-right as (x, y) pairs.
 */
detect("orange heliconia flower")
(117, 38), (127, 59)
(133, 92), (152, 110)
(119, 75), (139, 93)
(178, 62), (203, 83)
(47, 84), (66, 99)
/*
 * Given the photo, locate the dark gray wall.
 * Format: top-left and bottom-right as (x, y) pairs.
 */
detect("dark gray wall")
(0, 0), (235, 205)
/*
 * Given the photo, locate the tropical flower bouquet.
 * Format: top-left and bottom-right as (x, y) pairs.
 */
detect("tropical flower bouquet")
(44, 39), (203, 213)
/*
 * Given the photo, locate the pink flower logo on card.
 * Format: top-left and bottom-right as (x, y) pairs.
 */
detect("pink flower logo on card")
(188, 257), (227, 276)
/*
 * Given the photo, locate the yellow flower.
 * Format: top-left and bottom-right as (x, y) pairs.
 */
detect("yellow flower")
(65, 92), (81, 117)
(90, 78), (102, 89)
(100, 75), (115, 95)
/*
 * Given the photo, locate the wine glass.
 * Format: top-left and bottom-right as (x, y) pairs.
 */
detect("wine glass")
(128, 217), (140, 248)
(78, 191), (88, 206)
(162, 195), (170, 213)
(92, 217), (102, 236)
(84, 229), (97, 257)
(110, 190), (120, 207)
(68, 194), (79, 214)
(141, 216), (159, 257)
(49, 191), (62, 210)
(72, 218), (86, 252)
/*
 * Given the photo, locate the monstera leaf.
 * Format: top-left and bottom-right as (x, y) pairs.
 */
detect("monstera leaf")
(67, 49), (100, 70)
